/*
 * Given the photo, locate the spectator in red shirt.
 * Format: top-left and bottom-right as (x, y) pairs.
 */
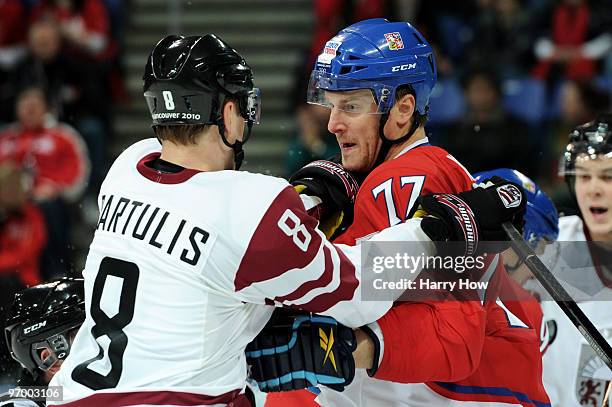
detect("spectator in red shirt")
(0, 86), (90, 278)
(0, 87), (89, 201)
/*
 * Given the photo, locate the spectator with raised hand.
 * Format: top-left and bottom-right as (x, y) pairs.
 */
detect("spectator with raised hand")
(532, 0), (612, 84)
(29, 0), (112, 60)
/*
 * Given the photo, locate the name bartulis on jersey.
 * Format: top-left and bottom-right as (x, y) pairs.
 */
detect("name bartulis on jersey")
(96, 194), (209, 266)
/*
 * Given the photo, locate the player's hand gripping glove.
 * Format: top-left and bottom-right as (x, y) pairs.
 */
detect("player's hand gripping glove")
(410, 176), (526, 256)
(289, 160), (360, 239)
(246, 309), (356, 392)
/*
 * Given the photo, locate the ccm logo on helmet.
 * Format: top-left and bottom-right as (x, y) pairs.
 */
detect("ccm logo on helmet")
(23, 320), (47, 334)
(391, 63), (416, 72)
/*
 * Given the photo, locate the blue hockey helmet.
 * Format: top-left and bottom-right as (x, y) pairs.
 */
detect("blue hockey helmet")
(474, 169), (559, 246)
(307, 18), (437, 116)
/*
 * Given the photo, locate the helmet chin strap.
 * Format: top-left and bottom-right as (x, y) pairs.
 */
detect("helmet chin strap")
(372, 112), (420, 169)
(218, 117), (252, 170)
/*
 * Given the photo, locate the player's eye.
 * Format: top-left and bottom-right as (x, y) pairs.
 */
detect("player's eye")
(577, 174), (591, 182)
(342, 103), (362, 113)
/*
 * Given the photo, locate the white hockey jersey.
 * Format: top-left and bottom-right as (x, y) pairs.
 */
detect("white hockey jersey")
(540, 215), (612, 407)
(48, 139), (433, 407)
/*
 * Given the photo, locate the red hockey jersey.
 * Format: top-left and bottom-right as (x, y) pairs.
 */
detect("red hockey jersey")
(266, 137), (550, 406)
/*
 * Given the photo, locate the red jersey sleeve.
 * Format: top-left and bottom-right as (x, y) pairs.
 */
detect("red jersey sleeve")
(374, 300), (486, 382)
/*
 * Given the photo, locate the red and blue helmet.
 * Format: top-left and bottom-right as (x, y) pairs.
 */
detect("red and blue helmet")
(475, 169), (559, 246)
(307, 18), (437, 116)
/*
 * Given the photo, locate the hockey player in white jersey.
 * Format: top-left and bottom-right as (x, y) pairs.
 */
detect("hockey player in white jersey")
(1, 278), (85, 407)
(540, 114), (612, 406)
(46, 34), (525, 407)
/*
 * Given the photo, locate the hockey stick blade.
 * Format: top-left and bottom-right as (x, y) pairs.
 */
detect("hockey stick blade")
(502, 222), (612, 371)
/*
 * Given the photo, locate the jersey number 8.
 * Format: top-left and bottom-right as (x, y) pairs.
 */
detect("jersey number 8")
(278, 209), (312, 251)
(72, 257), (139, 390)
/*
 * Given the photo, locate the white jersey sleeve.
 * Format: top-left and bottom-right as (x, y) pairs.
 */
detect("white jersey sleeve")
(227, 184), (433, 327)
(48, 138), (434, 406)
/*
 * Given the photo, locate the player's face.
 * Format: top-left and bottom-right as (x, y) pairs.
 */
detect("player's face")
(574, 156), (612, 239)
(40, 327), (80, 383)
(324, 90), (382, 172)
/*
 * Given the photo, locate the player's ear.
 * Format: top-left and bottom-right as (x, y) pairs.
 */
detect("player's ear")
(393, 93), (416, 128)
(221, 99), (239, 143)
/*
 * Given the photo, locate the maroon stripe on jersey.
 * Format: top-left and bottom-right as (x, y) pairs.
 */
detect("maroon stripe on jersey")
(272, 245), (335, 303)
(48, 389), (250, 407)
(234, 186), (323, 291)
(294, 247), (358, 313)
(136, 152), (203, 184)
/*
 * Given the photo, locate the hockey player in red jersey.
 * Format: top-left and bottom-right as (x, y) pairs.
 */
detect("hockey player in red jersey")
(44, 33), (523, 407)
(257, 19), (549, 407)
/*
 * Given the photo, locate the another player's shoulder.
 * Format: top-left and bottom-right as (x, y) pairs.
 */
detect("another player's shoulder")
(558, 215), (585, 241)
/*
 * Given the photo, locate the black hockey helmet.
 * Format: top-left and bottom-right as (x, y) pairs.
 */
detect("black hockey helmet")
(4, 277), (85, 379)
(143, 34), (261, 169)
(561, 114), (612, 194)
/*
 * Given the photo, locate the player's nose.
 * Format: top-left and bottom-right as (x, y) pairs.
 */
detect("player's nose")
(587, 177), (605, 197)
(328, 107), (346, 135)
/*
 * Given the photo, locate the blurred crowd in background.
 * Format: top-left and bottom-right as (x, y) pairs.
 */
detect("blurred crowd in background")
(0, 0), (610, 388)
(286, 0), (612, 210)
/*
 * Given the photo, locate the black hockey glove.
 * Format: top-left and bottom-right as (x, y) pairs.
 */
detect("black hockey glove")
(246, 309), (356, 392)
(289, 160), (361, 238)
(410, 176), (526, 256)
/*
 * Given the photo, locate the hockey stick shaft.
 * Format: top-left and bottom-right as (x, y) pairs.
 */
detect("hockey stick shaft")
(502, 222), (612, 371)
